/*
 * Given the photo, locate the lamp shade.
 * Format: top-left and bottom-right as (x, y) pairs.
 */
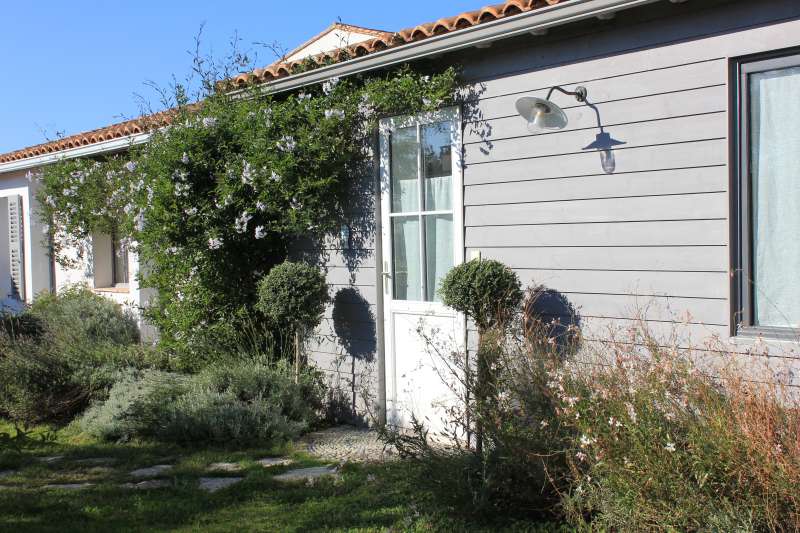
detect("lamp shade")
(515, 96), (569, 132)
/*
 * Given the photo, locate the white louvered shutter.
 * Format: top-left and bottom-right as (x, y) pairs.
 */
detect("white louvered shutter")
(8, 195), (25, 301)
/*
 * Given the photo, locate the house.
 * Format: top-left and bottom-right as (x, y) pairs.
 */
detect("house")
(0, 0), (798, 428)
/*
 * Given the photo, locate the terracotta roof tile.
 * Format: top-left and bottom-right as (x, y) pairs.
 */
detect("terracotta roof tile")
(0, 0), (570, 165)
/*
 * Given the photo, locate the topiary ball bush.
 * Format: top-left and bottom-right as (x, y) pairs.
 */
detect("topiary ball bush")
(256, 261), (330, 333)
(439, 259), (522, 332)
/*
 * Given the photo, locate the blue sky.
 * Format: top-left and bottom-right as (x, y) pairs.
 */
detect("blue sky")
(0, 1), (481, 154)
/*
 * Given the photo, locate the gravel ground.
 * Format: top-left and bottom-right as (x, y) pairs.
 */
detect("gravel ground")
(299, 426), (396, 463)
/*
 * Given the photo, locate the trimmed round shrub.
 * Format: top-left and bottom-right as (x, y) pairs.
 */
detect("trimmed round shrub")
(256, 261), (329, 334)
(439, 259), (522, 332)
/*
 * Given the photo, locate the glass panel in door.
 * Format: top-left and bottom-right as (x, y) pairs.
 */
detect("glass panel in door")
(422, 122), (452, 211)
(391, 127), (419, 213)
(392, 216), (421, 301)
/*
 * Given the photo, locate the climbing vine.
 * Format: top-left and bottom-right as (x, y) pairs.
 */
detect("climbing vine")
(36, 65), (460, 360)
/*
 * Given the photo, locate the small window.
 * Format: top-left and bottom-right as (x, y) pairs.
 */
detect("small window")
(112, 233), (129, 286)
(734, 51), (800, 337)
(92, 231), (128, 289)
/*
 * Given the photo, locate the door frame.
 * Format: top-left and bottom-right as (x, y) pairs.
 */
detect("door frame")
(377, 106), (465, 427)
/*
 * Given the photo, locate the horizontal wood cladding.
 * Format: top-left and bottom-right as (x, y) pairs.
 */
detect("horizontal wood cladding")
(472, 245), (728, 272)
(464, 167), (727, 206)
(464, 113), (726, 165)
(464, 139), (727, 185)
(465, 84), (727, 144)
(466, 219), (728, 248)
(466, 192), (726, 227)
(467, 60), (727, 124)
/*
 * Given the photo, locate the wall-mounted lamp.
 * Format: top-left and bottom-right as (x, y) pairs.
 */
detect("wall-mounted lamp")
(515, 85), (587, 133)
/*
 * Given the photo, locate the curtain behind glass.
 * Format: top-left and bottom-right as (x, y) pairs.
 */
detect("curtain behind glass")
(750, 66), (800, 328)
(391, 127), (419, 213)
(392, 217), (421, 301)
(425, 215), (453, 302)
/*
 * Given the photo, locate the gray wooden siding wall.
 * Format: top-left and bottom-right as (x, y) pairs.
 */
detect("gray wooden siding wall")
(459, 0), (800, 384)
(303, 0), (800, 416)
(294, 199), (380, 423)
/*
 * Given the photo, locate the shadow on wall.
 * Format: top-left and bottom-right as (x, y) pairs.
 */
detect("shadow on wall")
(326, 287), (377, 424)
(523, 285), (582, 356)
(582, 98), (626, 174)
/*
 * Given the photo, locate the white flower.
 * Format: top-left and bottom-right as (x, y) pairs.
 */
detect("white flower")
(181, 152), (190, 164)
(325, 109), (345, 120)
(322, 76), (340, 95)
(174, 182), (190, 197)
(579, 434), (596, 448)
(290, 197), (302, 210)
(297, 91), (311, 101)
(241, 161), (254, 185)
(422, 97), (432, 107)
(575, 451), (587, 462)
(45, 195), (56, 207)
(269, 171), (281, 183)
(123, 203), (135, 215)
(234, 211), (252, 233)
(664, 442), (676, 453)
(256, 200), (267, 212)
(277, 136), (296, 152)
(202, 117), (217, 128)
(254, 225), (266, 239)
(207, 237), (223, 250)
(539, 419), (549, 429)
(625, 402), (637, 424)
(185, 207), (198, 216)
(421, 75), (430, 83)
(167, 246), (180, 255)
(358, 94), (373, 117)
(125, 161), (137, 172)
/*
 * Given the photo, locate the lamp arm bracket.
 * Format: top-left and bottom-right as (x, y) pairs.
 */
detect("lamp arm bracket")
(546, 85), (588, 103)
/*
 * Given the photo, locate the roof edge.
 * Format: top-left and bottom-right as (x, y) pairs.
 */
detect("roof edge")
(0, 0), (667, 173)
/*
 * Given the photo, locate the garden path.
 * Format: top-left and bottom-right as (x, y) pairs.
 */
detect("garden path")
(298, 426), (394, 463)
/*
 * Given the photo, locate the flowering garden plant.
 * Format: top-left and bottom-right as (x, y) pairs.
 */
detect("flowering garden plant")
(36, 65), (460, 361)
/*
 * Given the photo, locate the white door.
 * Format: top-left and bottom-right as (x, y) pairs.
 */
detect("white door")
(379, 107), (464, 434)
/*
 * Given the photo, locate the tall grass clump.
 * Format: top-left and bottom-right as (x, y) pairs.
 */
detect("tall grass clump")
(385, 263), (800, 531)
(556, 322), (800, 531)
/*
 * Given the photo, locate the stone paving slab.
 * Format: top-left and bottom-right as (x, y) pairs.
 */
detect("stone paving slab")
(130, 465), (173, 478)
(257, 457), (293, 468)
(121, 479), (171, 490)
(208, 462), (243, 473)
(199, 477), (243, 493)
(73, 457), (117, 466)
(36, 456), (64, 464)
(42, 483), (94, 491)
(273, 466), (338, 483)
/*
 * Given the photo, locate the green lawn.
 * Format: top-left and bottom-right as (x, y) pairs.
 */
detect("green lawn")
(0, 422), (566, 532)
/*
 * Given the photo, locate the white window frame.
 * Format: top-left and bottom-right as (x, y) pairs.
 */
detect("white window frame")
(378, 106), (464, 304)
